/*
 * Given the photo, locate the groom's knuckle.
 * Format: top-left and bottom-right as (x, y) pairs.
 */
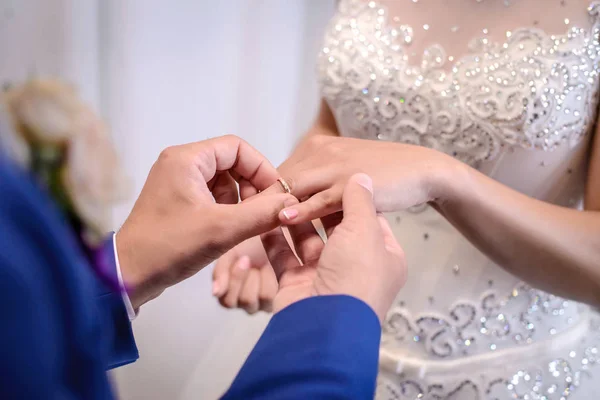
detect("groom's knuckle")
(220, 134), (243, 149)
(158, 145), (195, 173)
(158, 145), (180, 163)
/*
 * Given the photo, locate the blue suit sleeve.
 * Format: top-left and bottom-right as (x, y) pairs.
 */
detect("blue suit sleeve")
(95, 236), (139, 369)
(222, 295), (382, 400)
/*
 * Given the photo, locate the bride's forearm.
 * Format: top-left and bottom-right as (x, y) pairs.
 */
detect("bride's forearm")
(433, 162), (600, 306)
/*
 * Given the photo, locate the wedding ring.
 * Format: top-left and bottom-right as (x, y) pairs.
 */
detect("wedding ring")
(277, 177), (292, 194)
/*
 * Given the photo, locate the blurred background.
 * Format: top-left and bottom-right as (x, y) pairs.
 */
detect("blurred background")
(0, 0), (335, 398)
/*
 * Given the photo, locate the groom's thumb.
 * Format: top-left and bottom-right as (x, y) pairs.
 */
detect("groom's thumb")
(341, 173), (377, 226)
(215, 192), (298, 251)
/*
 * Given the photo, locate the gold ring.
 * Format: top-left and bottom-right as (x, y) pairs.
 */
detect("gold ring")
(277, 177), (291, 194)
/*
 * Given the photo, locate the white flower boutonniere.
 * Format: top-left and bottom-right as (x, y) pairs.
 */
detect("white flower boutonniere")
(1, 78), (129, 247)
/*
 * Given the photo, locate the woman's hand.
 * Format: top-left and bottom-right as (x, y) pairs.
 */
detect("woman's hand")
(277, 134), (460, 224)
(211, 134), (457, 314)
(212, 236), (278, 314)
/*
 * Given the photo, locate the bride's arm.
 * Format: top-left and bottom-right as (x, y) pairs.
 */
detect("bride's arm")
(432, 125), (600, 305)
(280, 122), (600, 306)
(587, 122), (600, 210)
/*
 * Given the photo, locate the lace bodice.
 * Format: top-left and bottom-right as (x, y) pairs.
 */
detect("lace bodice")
(319, 0), (600, 167)
(318, 1), (600, 398)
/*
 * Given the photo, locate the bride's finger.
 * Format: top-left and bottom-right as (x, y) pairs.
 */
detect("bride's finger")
(212, 253), (233, 297)
(287, 222), (324, 265)
(239, 178), (297, 203)
(260, 227), (299, 281)
(280, 170), (335, 200)
(260, 178), (296, 196)
(220, 256), (251, 308)
(258, 264), (277, 312)
(278, 187), (343, 225)
(238, 268), (261, 314)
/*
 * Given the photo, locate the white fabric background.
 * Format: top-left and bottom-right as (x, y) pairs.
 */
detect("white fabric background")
(0, 0), (334, 398)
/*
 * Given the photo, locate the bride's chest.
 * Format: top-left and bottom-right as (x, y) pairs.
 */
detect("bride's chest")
(318, 0), (600, 169)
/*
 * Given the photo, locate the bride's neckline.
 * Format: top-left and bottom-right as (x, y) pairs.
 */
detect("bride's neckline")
(339, 0), (600, 76)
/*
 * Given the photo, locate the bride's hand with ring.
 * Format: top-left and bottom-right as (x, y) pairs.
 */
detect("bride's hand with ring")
(275, 134), (460, 223)
(212, 134), (459, 314)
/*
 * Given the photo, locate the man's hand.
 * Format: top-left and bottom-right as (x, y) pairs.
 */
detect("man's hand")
(262, 173), (407, 322)
(116, 135), (296, 309)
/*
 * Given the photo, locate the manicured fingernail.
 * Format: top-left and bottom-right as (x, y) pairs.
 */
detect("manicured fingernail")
(282, 208), (299, 220)
(238, 256), (251, 270)
(355, 173), (373, 194)
(212, 282), (220, 296)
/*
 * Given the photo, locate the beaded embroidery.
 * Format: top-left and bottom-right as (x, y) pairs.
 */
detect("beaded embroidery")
(318, 0), (600, 167)
(383, 284), (577, 358)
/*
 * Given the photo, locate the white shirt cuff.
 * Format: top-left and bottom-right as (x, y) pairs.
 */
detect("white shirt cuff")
(113, 232), (137, 321)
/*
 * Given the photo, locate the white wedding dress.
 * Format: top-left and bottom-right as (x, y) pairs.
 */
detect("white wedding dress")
(318, 0), (600, 398)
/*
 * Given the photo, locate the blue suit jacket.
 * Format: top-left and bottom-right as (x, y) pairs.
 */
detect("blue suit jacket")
(0, 158), (381, 399)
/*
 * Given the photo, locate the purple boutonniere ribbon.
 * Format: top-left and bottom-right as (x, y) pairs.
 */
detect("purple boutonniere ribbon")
(89, 236), (130, 295)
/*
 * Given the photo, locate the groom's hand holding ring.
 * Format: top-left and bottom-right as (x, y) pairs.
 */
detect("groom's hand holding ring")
(115, 135), (297, 309)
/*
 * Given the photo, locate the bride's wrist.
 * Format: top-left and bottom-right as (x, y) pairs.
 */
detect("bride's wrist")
(426, 152), (470, 207)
